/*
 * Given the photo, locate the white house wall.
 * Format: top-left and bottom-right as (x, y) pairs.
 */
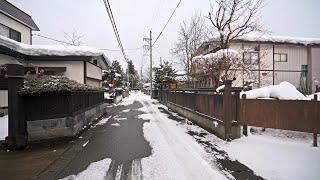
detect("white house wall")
(29, 61), (84, 84)
(274, 45), (308, 71)
(311, 47), (320, 91)
(0, 13), (31, 44)
(86, 62), (102, 80)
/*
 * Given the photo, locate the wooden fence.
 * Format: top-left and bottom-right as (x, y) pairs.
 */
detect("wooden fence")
(158, 84), (320, 146)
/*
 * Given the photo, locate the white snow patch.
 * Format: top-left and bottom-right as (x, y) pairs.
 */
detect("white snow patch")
(216, 85), (225, 92)
(0, 115), (8, 140)
(213, 121), (218, 128)
(95, 116), (112, 126)
(60, 158), (112, 180)
(132, 92), (228, 180)
(220, 135), (320, 180)
(110, 123), (120, 127)
(306, 92), (320, 101)
(122, 109), (130, 113)
(82, 140), (89, 147)
(241, 81), (307, 100)
(114, 117), (127, 121)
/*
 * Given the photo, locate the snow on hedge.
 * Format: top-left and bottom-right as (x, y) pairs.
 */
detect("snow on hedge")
(241, 81), (307, 100)
(21, 76), (102, 95)
(0, 36), (107, 58)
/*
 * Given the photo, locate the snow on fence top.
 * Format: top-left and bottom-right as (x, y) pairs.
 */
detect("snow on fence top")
(209, 34), (320, 46)
(241, 81), (307, 100)
(0, 36), (108, 58)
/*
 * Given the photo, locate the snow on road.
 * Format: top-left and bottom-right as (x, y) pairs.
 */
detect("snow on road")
(61, 158), (112, 180)
(0, 115), (8, 140)
(135, 92), (228, 180)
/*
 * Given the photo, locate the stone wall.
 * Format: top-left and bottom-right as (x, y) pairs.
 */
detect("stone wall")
(27, 103), (106, 141)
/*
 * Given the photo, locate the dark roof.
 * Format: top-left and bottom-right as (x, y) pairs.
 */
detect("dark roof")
(0, 0), (39, 31)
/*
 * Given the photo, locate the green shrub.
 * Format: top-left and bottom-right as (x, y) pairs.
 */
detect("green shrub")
(20, 76), (103, 95)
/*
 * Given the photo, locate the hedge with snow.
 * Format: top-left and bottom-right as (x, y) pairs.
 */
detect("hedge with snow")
(20, 76), (103, 95)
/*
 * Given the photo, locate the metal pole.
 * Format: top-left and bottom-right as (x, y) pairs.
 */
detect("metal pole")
(150, 31), (153, 98)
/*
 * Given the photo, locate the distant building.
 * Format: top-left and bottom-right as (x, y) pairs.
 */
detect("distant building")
(194, 35), (320, 93)
(0, 36), (110, 108)
(0, 0), (39, 44)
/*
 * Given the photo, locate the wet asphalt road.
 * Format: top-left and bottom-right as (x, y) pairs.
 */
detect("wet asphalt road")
(36, 93), (263, 180)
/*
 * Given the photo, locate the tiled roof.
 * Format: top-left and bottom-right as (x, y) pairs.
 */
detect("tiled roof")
(0, 0), (39, 31)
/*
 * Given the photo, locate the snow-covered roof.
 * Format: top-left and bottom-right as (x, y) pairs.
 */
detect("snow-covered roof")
(0, 36), (110, 66)
(209, 34), (320, 46)
(193, 48), (239, 62)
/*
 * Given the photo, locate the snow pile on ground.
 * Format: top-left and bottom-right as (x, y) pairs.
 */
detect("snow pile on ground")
(115, 91), (137, 106)
(242, 81), (307, 100)
(0, 115), (8, 140)
(60, 158), (112, 180)
(220, 134), (320, 180)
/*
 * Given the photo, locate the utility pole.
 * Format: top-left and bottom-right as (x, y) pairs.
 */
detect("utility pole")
(143, 31), (153, 97)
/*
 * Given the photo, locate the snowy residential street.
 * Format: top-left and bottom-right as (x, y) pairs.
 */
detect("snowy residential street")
(30, 91), (318, 180)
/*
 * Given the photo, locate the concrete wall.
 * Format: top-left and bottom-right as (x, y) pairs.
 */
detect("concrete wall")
(27, 103), (106, 141)
(167, 102), (241, 140)
(0, 13), (31, 44)
(28, 61), (85, 84)
(86, 78), (101, 88)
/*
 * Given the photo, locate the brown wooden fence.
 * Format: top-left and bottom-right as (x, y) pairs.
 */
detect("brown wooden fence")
(240, 98), (320, 134)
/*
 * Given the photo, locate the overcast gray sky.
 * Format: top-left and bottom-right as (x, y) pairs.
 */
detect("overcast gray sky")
(8, 0), (320, 74)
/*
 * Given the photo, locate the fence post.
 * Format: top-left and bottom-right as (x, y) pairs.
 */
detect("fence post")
(223, 80), (232, 140)
(241, 94), (248, 136)
(313, 94), (318, 147)
(5, 64), (27, 150)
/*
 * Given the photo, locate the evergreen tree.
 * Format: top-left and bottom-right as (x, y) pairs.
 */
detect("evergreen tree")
(102, 60), (124, 88)
(111, 60), (124, 87)
(153, 61), (176, 89)
(126, 60), (140, 88)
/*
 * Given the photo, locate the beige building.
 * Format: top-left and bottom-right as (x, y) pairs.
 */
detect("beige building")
(194, 35), (320, 93)
(0, 0), (39, 44)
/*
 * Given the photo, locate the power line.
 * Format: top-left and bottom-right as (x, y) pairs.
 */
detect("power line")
(32, 33), (73, 45)
(102, 0), (128, 62)
(33, 33), (139, 52)
(101, 47), (142, 52)
(153, 0), (182, 46)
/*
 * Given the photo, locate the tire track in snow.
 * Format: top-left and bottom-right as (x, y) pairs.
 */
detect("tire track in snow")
(139, 97), (228, 180)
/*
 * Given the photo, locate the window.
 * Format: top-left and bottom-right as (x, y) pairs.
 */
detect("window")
(0, 23), (21, 42)
(0, 24), (9, 37)
(10, 29), (21, 42)
(243, 52), (259, 64)
(274, 53), (287, 62)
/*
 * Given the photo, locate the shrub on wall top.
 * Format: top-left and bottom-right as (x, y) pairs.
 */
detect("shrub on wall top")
(20, 76), (103, 95)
